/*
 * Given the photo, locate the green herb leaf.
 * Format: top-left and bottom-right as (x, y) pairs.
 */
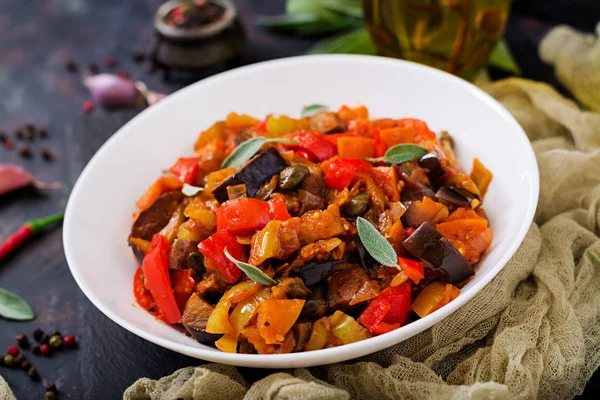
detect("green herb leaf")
(286, 0), (340, 20)
(356, 217), (399, 269)
(301, 104), (329, 117)
(182, 183), (203, 197)
(0, 288), (35, 321)
(255, 13), (320, 31)
(221, 138), (297, 169)
(367, 144), (428, 164)
(321, 0), (363, 18)
(588, 250), (600, 265)
(224, 248), (277, 285)
(488, 40), (521, 75)
(307, 28), (377, 55)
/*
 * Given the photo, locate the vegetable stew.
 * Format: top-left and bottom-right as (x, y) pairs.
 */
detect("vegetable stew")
(128, 105), (493, 354)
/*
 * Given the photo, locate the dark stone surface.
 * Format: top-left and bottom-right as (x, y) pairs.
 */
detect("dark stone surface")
(0, 0), (598, 398)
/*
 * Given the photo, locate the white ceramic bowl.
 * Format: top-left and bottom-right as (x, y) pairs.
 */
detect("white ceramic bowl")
(64, 55), (538, 368)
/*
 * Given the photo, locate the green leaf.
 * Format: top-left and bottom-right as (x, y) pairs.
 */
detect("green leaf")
(255, 13), (320, 31)
(307, 28), (378, 55)
(182, 183), (203, 197)
(321, 0), (363, 18)
(488, 40), (521, 74)
(224, 248), (277, 285)
(0, 288), (35, 321)
(356, 218), (399, 269)
(286, 0), (339, 20)
(221, 137), (297, 169)
(367, 144), (428, 164)
(588, 250), (600, 265)
(301, 104), (329, 117)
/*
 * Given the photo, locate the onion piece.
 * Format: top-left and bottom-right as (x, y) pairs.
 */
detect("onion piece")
(0, 164), (61, 195)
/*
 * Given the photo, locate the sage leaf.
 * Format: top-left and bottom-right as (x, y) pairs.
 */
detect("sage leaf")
(301, 104), (329, 117)
(224, 248), (277, 285)
(489, 40), (521, 74)
(255, 14), (320, 31)
(367, 144), (428, 164)
(307, 28), (377, 55)
(182, 183), (203, 197)
(221, 137), (297, 169)
(321, 0), (363, 18)
(0, 288), (35, 321)
(356, 217), (400, 269)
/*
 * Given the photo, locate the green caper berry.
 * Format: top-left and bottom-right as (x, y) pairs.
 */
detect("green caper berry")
(345, 192), (370, 216)
(4, 355), (14, 367)
(187, 252), (205, 274)
(44, 391), (56, 400)
(278, 164), (310, 189)
(49, 335), (63, 349)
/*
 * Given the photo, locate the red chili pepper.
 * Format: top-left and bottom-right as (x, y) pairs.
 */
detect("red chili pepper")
(141, 235), (181, 324)
(398, 257), (425, 284)
(324, 158), (373, 190)
(169, 157), (199, 184)
(0, 213), (64, 262)
(198, 232), (246, 284)
(283, 131), (337, 162)
(358, 281), (412, 334)
(216, 197), (290, 234)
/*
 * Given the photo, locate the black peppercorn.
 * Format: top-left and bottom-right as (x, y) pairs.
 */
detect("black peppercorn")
(28, 367), (40, 380)
(20, 360), (31, 371)
(44, 391), (56, 400)
(0, 131), (7, 143)
(38, 126), (48, 138)
(33, 329), (44, 341)
(16, 333), (30, 348)
(133, 49), (146, 62)
(0, 355), (5, 367)
(14, 354), (25, 365)
(64, 59), (78, 72)
(40, 334), (49, 345)
(50, 330), (61, 337)
(4, 355), (14, 367)
(45, 382), (57, 393)
(22, 129), (34, 141)
(49, 335), (63, 349)
(3, 138), (14, 150)
(31, 344), (41, 354)
(18, 145), (32, 159)
(41, 148), (55, 162)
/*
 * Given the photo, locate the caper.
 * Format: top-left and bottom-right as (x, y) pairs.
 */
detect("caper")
(278, 164), (310, 189)
(345, 192), (370, 216)
(187, 252), (205, 274)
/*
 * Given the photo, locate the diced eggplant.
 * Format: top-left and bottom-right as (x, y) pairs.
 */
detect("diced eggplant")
(187, 251), (205, 274)
(299, 261), (335, 287)
(308, 111), (347, 134)
(181, 293), (222, 344)
(130, 191), (184, 241)
(238, 340), (256, 354)
(328, 264), (380, 311)
(129, 237), (151, 264)
(293, 321), (313, 352)
(399, 172), (435, 201)
(274, 277), (311, 298)
(402, 222), (473, 284)
(418, 152), (444, 182)
(354, 234), (377, 270)
(212, 148), (288, 203)
(300, 287), (328, 319)
(435, 186), (478, 208)
(169, 239), (199, 270)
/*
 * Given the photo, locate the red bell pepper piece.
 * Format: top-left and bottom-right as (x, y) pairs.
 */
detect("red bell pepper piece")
(358, 281), (412, 334)
(397, 118), (436, 141)
(324, 158), (373, 190)
(398, 257), (425, 284)
(295, 149), (318, 163)
(268, 194), (291, 221)
(198, 231), (246, 284)
(171, 269), (195, 312)
(133, 268), (155, 313)
(141, 235), (182, 324)
(216, 198), (290, 234)
(372, 129), (387, 158)
(255, 119), (267, 133)
(284, 131), (337, 162)
(170, 157), (199, 184)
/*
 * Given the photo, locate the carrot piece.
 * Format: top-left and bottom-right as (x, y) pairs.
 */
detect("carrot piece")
(446, 208), (484, 221)
(337, 137), (375, 159)
(379, 127), (418, 149)
(257, 299), (305, 344)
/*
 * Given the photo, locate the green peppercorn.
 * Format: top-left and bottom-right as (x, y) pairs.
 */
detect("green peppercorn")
(187, 252), (205, 274)
(49, 335), (63, 349)
(4, 355), (14, 367)
(278, 165), (310, 189)
(44, 391), (56, 400)
(345, 192), (370, 216)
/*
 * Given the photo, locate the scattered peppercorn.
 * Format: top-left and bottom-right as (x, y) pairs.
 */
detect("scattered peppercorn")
(45, 382), (57, 393)
(104, 55), (117, 68)
(31, 344), (41, 354)
(88, 62), (99, 74)
(41, 148), (55, 162)
(64, 59), (78, 72)
(63, 335), (76, 348)
(44, 391), (56, 400)
(38, 126), (48, 139)
(28, 366), (40, 380)
(18, 145), (33, 159)
(16, 333), (29, 348)
(82, 100), (94, 113)
(33, 329), (44, 342)
(133, 49), (146, 62)
(40, 334), (49, 344)
(15, 129), (24, 140)
(20, 360), (31, 371)
(7, 345), (19, 357)
(49, 335), (63, 349)
(3, 138), (14, 150)
(50, 330), (61, 337)
(4, 355), (14, 367)
(14, 354), (25, 365)
(22, 129), (34, 141)
(0, 355), (5, 367)
(40, 344), (51, 356)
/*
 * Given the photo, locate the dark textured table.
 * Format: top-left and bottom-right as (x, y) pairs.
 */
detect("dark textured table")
(0, 1), (598, 398)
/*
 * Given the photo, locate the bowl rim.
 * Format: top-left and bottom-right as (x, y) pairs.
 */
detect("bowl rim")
(63, 54), (539, 368)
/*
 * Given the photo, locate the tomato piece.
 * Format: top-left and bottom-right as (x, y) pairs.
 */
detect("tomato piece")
(284, 131), (337, 162)
(171, 269), (195, 311)
(169, 157), (199, 184)
(324, 158), (373, 190)
(397, 257), (425, 284)
(198, 232), (246, 284)
(133, 268), (155, 313)
(141, 235), (181, 324)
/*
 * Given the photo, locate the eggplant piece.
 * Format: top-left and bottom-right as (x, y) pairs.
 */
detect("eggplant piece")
(402, 222), (473, 284)
(169, 239), (199, 270)
(435, 186), (478, 208)
(300, 287), (327, 319)
(328, 264), (380, 312)
(293, 322), (313, 352)
(187, 251), (205, 274)
(212, 148), (288, 203)
(130, 191), (184, 241)
(308, 111), (347, 134)
(181, 293), (222, 344)
(354, 234), (377, 270)
(418, 152), (444, 182)
(299, 261), (335, 287)
(129, 237), (151, 264)
(399, 172), (435, 201)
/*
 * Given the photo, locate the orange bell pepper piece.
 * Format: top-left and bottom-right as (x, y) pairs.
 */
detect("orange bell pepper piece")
(337, 137), (375, 159)
(257, 299), (305, 344)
